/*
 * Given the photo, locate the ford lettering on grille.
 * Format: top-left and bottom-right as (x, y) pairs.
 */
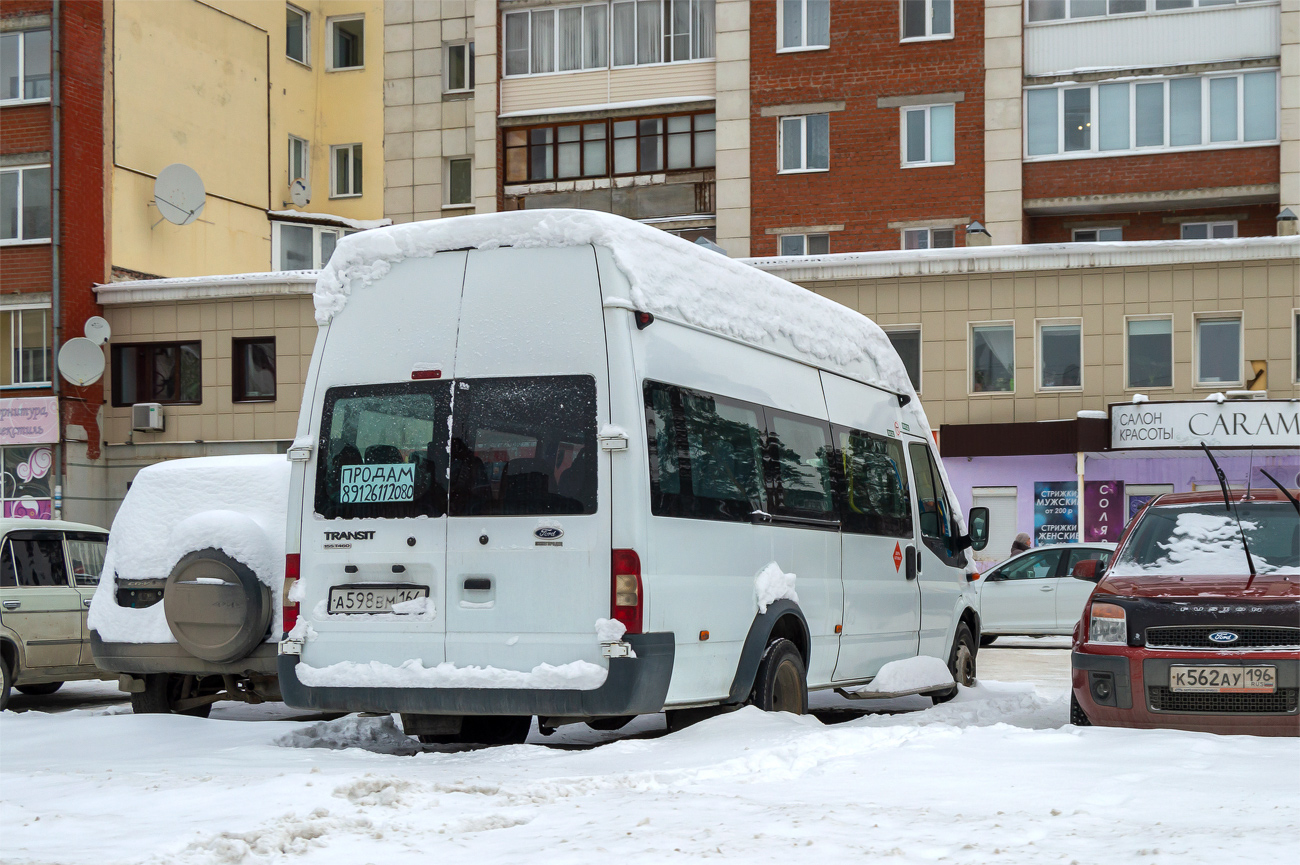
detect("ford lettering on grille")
(1208, 631), (1239, 644)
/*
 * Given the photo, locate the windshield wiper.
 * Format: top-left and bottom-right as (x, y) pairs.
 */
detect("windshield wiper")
(1259, 468), (1300, 516)
(1201, 441), (1256, 577)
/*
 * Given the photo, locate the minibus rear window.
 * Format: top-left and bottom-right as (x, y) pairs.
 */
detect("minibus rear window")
(836, 428), (912, 538)
(448, 376), (597, 516)
(315, 382), (452, 520)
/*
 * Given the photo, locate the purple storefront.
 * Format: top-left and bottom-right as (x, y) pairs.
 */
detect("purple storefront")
(940, 399), (1300, 570)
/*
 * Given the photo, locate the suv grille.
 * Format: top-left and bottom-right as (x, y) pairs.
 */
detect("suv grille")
(1145, 626), (1300, 650)
(1148, 687), (1298, 715)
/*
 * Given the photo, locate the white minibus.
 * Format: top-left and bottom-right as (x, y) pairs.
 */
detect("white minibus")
(278, 210), (989, 743)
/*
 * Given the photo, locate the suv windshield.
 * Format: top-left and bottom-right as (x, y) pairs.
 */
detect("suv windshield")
(1111, 502), (1300, 576)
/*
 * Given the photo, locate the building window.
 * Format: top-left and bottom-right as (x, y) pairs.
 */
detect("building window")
(0, 308), (51, 386)
(328, 15), (364, 70)
(0, 165), (51, 244)
(778, 234), (829, 256)
(504, 112), (715, 183)
(446, 158), (472, 206)
(1181, 221), (1236, 239)
(885, 327), (922, 392)
(779, 114), (829, 173)
(0, 28), (51, 103)
(288, 136), (309, 186)
(1126, 317), (1173, 389)
(445, 42), (475, 92)
(780, 0), (830, 50)
(111, 342), (202, 407)
(273, 222), (352, 270)
(903, 227), (955, 249)
(1026, 70), (1278, 159)
(1073, 227), (1122, 241)
(971, 323), (1014, 393)
(1038, 321), (1082, 390)
(1195, 315), (1241, 386)
(286, 5), (309, 65)
(901, 0), (952, 40)
(902, 104), (955, 166)
(1028, 0), (1267, 23)
(505, 1), (714, 77)
(233, 338), (276, 403)
(330, 143), (362, 197)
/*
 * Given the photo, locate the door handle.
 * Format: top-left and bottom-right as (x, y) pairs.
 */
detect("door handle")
(83, 598), (93, 607)
(463, 577), (492, 591)
(905, 545), (918, 580)
(1040, 585), (1055, 591)
(2, 600), (19, 610)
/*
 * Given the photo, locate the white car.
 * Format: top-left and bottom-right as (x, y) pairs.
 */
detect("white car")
(975, 543), (1115, 644)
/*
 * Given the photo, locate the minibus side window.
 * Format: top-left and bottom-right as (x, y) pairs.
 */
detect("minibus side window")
(907, 441), (966, 566)
(763, 410), (834, 519)
(315, 382), (451, 520)
(835, 427), (913, 538)
(448, 376), (597, 516)
(643, 380), (766, 522)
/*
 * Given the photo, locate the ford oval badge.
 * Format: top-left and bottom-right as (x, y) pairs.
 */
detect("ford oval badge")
(534, 526), (564, 541)
(1208, 631), (1239, 644)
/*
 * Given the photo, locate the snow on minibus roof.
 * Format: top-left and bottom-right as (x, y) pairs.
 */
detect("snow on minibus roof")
(314, 209), (913, 398)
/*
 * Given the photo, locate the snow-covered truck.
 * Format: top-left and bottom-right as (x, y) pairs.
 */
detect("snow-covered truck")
(89, 454), (290, 716)
(276, 209), (990, 744)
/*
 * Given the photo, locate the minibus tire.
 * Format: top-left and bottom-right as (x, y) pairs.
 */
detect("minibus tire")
(932, 623), (977, 704)
(979, 635), (998, 647)
(750, 639), (808, 715)
(458, 715), (533, 746)
(15, 681), (62, 696)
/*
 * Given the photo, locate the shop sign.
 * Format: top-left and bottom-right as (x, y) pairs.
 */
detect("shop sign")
(0, 397), (59, 446)
(1034, 481), (1078, 545)
(1083, 481), (1125, 543)
(1111, 400), (1299, 449)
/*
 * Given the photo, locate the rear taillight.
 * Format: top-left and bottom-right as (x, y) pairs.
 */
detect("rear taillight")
(282, 553), (301, 637)
(611, 549), (642, 635)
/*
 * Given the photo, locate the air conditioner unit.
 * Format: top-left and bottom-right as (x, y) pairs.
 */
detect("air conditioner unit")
(131, 403), (165, 432)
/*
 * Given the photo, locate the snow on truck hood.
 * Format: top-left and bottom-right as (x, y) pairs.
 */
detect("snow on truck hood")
(316, 210), (971, 542)
(89, 454), (291, 643)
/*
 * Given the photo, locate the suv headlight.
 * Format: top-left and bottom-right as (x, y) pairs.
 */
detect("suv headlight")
(1088, 602), (1127, 645)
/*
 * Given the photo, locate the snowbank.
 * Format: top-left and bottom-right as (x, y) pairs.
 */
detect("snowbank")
(754, 562), (798, 614)
(846, 655), (955, 696)
(294, 657), (608, 690)
(273, 715), (421, 756)
(88, 454), (292, 644)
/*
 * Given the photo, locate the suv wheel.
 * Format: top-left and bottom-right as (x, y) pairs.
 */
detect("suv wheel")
(130, 674), (213, 718)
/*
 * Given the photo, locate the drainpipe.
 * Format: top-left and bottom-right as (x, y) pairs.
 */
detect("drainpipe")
(51, 0), (63, 519)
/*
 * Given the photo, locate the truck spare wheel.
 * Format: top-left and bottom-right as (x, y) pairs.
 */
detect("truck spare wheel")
(164, 548), (272, 663)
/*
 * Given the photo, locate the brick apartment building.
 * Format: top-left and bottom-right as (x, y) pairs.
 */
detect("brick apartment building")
(0, 0), (106, 522)
(382, 0), (1298, 255)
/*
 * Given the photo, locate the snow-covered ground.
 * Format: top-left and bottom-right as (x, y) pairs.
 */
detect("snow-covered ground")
(3, 646), (1297, 865)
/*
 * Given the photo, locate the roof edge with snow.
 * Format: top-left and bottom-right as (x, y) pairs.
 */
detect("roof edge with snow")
(95, 271), (318, 305)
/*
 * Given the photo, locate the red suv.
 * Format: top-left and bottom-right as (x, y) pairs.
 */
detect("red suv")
(1070, 487), (1299, 737)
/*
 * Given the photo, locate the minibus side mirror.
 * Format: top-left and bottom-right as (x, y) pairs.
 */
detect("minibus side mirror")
(966, 507), (989, 552)
(1072, 559), (1103, 582)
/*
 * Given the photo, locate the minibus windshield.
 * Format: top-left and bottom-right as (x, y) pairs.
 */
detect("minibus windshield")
(1111, 502), (1300, 576)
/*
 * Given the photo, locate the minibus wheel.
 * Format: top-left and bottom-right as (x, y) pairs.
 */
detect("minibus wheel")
(932, 623), (977, 704)
(979, 635), (998, 647)
(750, 638), (808, 715)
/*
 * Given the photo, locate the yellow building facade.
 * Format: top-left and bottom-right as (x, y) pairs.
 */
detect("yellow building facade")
(108, 0), (385, 279)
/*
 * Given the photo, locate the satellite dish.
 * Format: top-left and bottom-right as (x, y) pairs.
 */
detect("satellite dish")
(58, 337), (106, 387)
(290, 178), (311, 207)
(83, 316), (111, 346)
(154, 163), (206, 226)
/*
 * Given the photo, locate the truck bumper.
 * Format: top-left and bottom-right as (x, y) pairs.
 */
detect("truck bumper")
(91, 633), (279, 676)
(277, 631), (676, 718)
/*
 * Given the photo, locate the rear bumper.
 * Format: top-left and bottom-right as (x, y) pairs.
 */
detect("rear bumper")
(277, 631), (676, 718)
(1072, 648), (1300, 737)
(91, 633), (279, 676)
